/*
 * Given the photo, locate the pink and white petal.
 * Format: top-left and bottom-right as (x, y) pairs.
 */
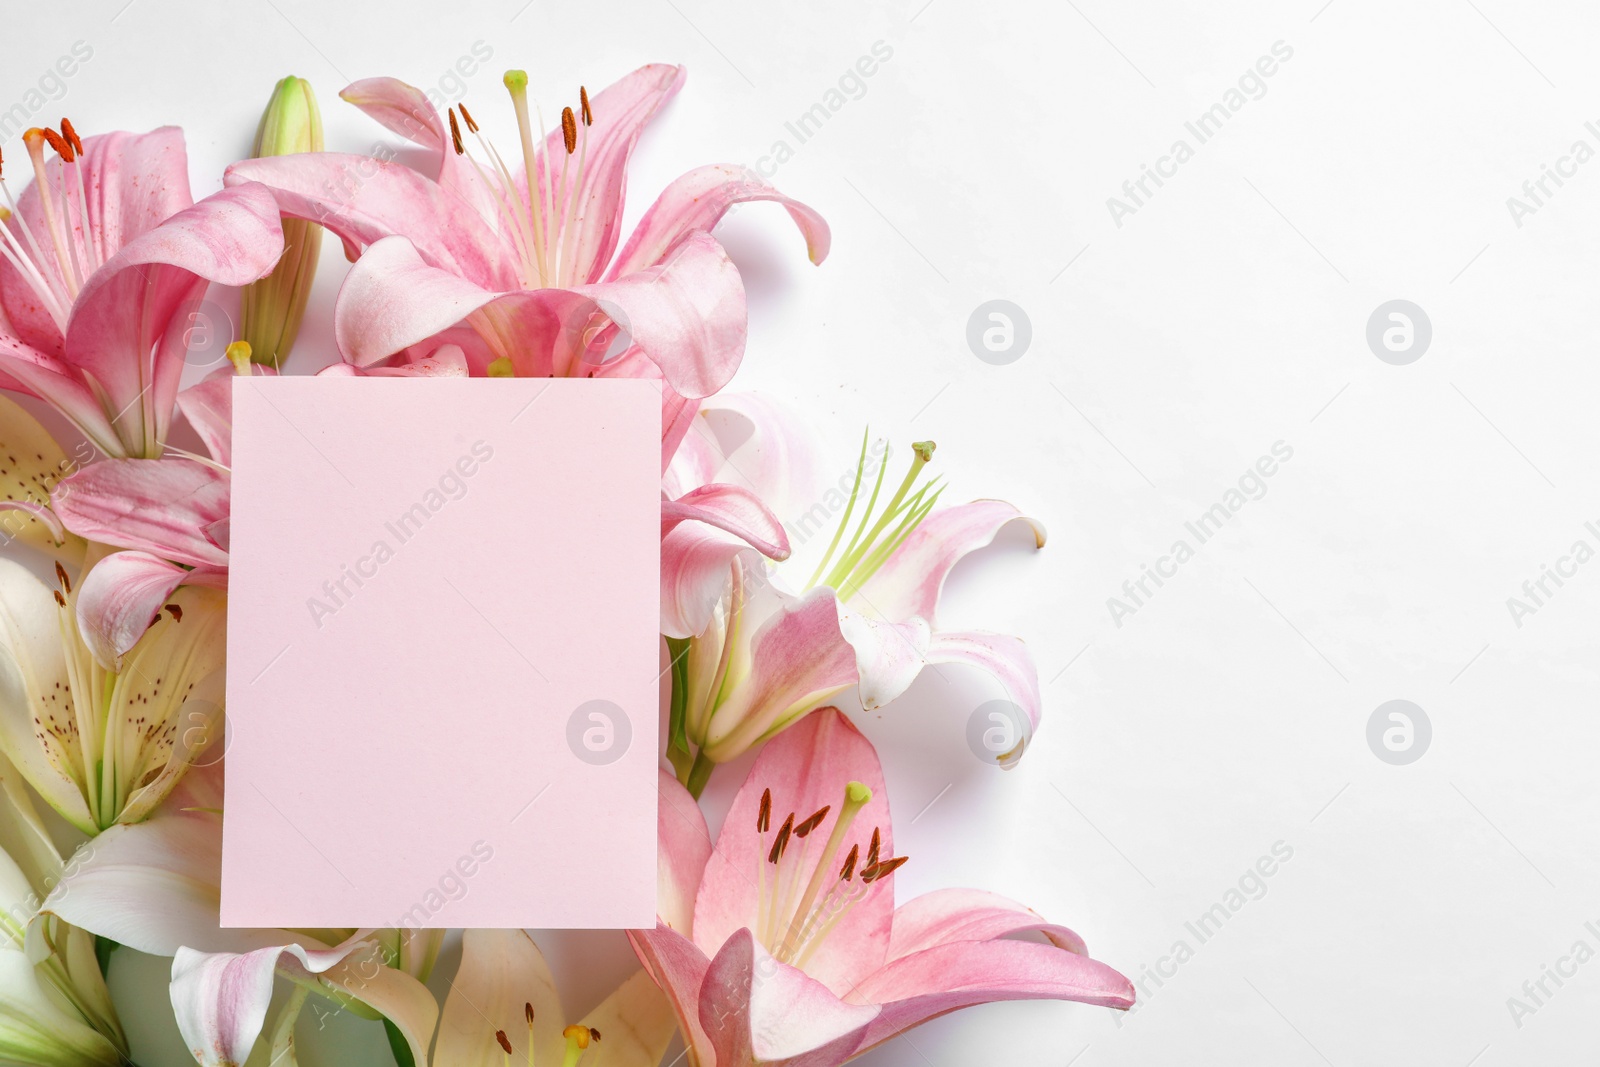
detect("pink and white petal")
(591, 344), (699, 468)
(436, 929), (565, 1067)
(697, 929), (877, 1067)
(1, 127), (194, 356)
(40, 766), (293, 956)
(175, 364), (275, 467)
(0, 338), (123, 456)
(627, 925), (716, 1067)
(51, 458), (230, 568)
(663, 484), (789, 561)
(226, 153), (518, 289)
(834, 608), (930, 712)
(340, 77), (501, 225)
(694, 709), (894, 995)
(63, 183), (285, 456)
(73, 551), (225, 669)
(927, 630), (1040, 767)
(609, 164), (831, 280)
(530, 63), (687, 285)
(848, 939), (1135, 1054)
(661, 416), (723, 499)
(657, 769), (713, 935)
(696, 589), (859, 763)
(853, 500), (1046, 626)
(660, 527), (750, 640)
(360, 342), (470, 377)
(318, 953), (439, 1067)
(696, 393), (829, 520)
(333, 235), (502, 366)
(886, 889), (1087, 962)
(575, 231), (745, 400)
(170, 938), (386, 1067)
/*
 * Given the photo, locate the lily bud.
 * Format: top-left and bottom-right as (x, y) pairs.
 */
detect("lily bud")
(241, 75), (323, 368)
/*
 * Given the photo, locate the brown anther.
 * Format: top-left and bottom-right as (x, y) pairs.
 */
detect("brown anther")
(164, 603), (183, 623)
(588, 1027), (602, 1042)
(794, 805), (831, 839)
(447, 109), (464, 156)
(767, 812), (794, 864)
(60, 118), (83, 156)
(561, 107), (577, 154)
(866, 828), (881, 868)
(580, 86), (592, 126)
(839, 843), (859, 881)
(52, 590), (66, 608)
(524, 1002), (535, 1025)
(861, 854), (908, 883)
(39, 128), (72, 162)
(459, 103), (479, 133)
(54, 561), (70, 594)
(495, 1029), (514, 1054)
(757, 787), (771, 834)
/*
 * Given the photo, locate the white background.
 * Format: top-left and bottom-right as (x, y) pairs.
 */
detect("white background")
(4, 1), (1598, 1064)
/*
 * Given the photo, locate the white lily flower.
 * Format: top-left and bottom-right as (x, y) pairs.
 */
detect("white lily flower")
(0, 550), (227, 834)
(0, 753), (124, 1066)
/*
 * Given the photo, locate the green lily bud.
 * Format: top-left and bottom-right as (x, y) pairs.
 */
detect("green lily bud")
(241, 75), (323, 368)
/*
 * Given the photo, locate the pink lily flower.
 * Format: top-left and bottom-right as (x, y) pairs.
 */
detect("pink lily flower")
(633, 709), (1133, 1066)
(0, 123), (284, 458)
(661, 395), (1047, 791)
(224, 65), (830, 409)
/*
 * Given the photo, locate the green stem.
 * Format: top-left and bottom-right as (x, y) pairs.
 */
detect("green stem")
(685, 750), (716, 799)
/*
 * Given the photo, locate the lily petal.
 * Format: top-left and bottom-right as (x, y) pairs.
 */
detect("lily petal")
(171, 936), (435, 1067)
(225, 152), (518, 289)
(338, 77), (498, 222)
(532, 63), (687, 286)
(696, 587), (858, 763)
(435, 929), (565, 1067)
(73, 550), (226, 668)
(51, 458), (230, 569)
(926, 630), (1040, 768)
(661, 484), (791, 639)
(854, 500), (1046, 626)
(886, 888), (1088, 961)
(609, 163), (831, 280)
(0, 557), (91, 830)
(695, 709), (893, 995)
(0, 393), (85, 554)
(0, 127), (194, 357)
(626, 925), (715, 1067)
(338, 230), (747, 399)
(698, 929), (877, 1067)
(848, 939), (1135, 1054)
(62, 182), (284, 457)
(575, 968), (679, 1067)
(656, 769), (712, 935)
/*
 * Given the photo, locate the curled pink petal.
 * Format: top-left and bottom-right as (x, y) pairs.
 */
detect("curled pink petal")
(610, 162), (831, 280)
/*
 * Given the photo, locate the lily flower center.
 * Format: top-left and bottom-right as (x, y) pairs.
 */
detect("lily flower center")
(805, 435), (943, 600)
(753, 781), (907, 968)
(0, 119), (102, 333)
(38, 559), (203, 830)
(446, 73), (593, 292)
(495, 1006), (602, 1067)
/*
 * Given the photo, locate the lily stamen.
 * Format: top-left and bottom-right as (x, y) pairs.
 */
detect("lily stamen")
(807, 434), (943, 597)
